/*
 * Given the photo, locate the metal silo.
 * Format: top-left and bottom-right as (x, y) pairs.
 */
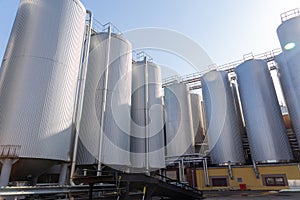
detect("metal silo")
(77, 31), (132, 171)
(130, 59), (165, 172)
(201, 70), (245, 165)
(276, 12), (300, 145)
(235, 59), (293, 163)
(164, 83), (194, 157)
(190, 94), (205, 145)
(0, 0), (86, 183)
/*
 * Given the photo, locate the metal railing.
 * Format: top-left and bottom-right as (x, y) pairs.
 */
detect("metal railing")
(92, 18), (123, 35)
(162, 48), (282, 89)
(280, 8), (300, 22)
(153, 172), (203, 195)
(0, 145), (20, 158)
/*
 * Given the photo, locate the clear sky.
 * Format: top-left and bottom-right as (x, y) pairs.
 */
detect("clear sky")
(0, 0), (300, 78)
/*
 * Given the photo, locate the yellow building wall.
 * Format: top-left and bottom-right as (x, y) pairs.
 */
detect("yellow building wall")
(196, 164), (300, 190)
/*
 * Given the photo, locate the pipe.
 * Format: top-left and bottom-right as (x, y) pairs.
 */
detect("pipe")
(70, 10), (93, 185)
(0, 159), (13, 187)
(165, 153), (203, 159)
(227, 161), (234, 180)
(59, 163), (69, 185)
(203, 158), (210, 186)
(144, 56), (150, 175)
(97, 25), (112, 176)
(252, 159), (260, 179)
(179, 159), (185, 182)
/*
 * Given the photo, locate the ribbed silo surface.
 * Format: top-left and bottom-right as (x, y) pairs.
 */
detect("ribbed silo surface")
(130, 61), (165, 171)
(0, 0), (86, 178)
(190, 94), (205, 144)
(77, 32), (132, 168)
(277, 16), (300, 144)
(201, 70), (245, 165)
(164, 83), (194, 157)
(235, 59), (293, 163)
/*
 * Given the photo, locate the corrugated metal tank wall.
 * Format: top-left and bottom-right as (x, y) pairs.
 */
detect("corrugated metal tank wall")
(190, 94), (205, 146)
(235, 59), (293, 163)
(130, 60), (165, 171)
(201, 70), (245, 165)
(77, 32), (132, 169)
(0, 0), (86, 180)
(164, 83), (195, 157)
(276, 15), (300, 145)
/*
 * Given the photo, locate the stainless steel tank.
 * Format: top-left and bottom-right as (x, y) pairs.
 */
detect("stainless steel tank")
(235, 59), (293, 163)
(201, 70), (245, 165)
(77, 32), (132, 169)
(130, 60), (165, 171)
(277, 15), (300, 145)
(190, 94), (205, 145)
(164, 82), (194, 157)
(0, 0), (86, 180)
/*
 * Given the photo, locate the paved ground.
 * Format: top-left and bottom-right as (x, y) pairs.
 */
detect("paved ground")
(204, 191), (300, 199)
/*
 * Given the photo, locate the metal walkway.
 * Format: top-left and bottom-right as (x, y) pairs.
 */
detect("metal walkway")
(162, 48), (282, 90)
(73, 173), (203, 200)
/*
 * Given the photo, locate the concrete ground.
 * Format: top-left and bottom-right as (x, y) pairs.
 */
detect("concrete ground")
(203, 191), (300, 199)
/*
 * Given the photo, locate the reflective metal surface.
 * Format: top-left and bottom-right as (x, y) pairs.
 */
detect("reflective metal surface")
(277, 16), (300, 145)
(77, 32), (132, 168)
(164, 83), (194, 157)
(201, 70), (245, 165)
(0, 0), (86, 179)
(235, 59), (293, 163)
(130, 60), (165, 171)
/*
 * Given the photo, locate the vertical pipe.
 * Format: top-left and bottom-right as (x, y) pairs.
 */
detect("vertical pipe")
(59, 163), (68, 185)
(0, 159), (13, 187)
(97, 25), (112, 176)
(144, 56), (150, 175)
(70, 10), (93, 185)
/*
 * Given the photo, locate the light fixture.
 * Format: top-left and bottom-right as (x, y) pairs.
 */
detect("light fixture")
(284, 42), (296, 50)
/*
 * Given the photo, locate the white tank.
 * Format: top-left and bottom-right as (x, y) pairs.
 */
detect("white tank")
(235, 59), (293, 163)
(201, 70), (245, 165)
(130, 60), (165, 172)
(77, 32), (132, 169)
(164, 83), (194, 157)
(277, 14), (300, 145)
(0, 0), (86, 180)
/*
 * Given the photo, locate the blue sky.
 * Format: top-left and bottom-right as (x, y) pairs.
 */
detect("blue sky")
(0, 0), (300, 78)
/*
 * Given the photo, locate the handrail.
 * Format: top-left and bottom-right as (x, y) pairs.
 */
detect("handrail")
(162, 48), (282, 89)
(280, 8), (300, 22)
(153, 172), (203, 195)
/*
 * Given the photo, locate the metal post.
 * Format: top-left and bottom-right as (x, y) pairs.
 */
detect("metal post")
(252, 159), (260, 179)
(0, 159), (13, 187)
(59, 163), (68, 185)
(144, 57), (150, 175)
(70, 10), (93, 185)
(203, 158), (210, 186)
(181, 159), (185, 182)
(191, 169), (195, 188)
(97, 25), (112, 176)
(227, 161), (234, 180)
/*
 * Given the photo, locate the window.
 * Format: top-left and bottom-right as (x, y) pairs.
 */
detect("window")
(262, 174), (287, 186)
(211, 176), (229, 187)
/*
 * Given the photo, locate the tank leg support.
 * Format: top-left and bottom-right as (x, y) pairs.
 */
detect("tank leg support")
(59, 163), (69, 185)
(0, 159), (13, 187)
